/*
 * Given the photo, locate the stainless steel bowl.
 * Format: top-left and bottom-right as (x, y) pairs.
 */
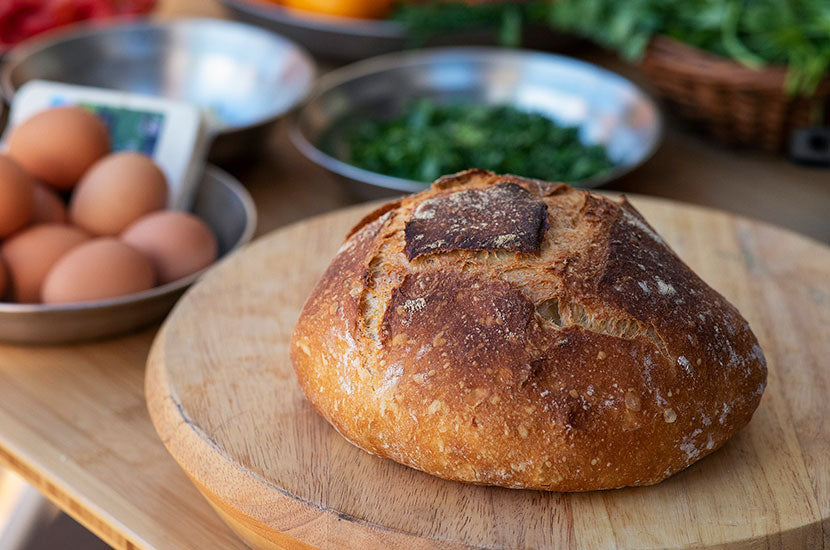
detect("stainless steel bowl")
(221, 0), (406, 62)
(292, 47), (663, 199)
(220, 1), (571, 63)
(0, 166), (256, 345)
(0, 18), (316, 159)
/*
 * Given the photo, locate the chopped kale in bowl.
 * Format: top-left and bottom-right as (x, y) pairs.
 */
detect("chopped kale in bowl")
(346, 100), (615, 184)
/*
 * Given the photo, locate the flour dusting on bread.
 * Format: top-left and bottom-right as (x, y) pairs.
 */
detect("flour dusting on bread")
(404, 182), (548, 260)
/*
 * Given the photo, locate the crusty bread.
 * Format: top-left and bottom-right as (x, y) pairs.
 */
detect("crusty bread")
(291, 170), (767, 491)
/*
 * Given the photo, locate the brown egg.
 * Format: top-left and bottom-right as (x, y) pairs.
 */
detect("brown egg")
(1, 224), (89, 303)
(42, 238), (156, 304)
(33, 184), (68, 224)
(122, 211), (218, 284)
(70, 152), (168, 236)
(0, 259), (7, 301)
(8, 106), (110, 191)
(0, 154), (36, 237)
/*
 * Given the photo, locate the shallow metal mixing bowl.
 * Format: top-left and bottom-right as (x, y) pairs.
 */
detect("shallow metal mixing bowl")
(0, 18), (316, 159)
(221, 0), (406, 62)
(0, 166), (256, 345)
(219, 0), (572, 63)
(292, 47), (663, 199)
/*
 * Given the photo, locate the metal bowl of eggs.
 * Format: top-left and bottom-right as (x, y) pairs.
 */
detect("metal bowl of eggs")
(0, 17), (316, 160)
(0, 164), (256, 345)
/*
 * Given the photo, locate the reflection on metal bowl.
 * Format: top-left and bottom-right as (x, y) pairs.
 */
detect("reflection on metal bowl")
(1, 18), (316, 161)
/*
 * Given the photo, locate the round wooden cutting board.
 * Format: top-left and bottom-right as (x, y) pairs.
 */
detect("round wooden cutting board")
(146, 196), (830, 550)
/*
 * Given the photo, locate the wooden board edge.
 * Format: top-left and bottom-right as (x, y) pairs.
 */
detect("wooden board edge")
(145, 301), (477, 550)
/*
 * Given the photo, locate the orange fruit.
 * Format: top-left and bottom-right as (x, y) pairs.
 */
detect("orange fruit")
(281, 0), (392, 19)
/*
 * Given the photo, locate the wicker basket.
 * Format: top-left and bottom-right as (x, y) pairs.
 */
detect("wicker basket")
(640, 35), (830, 152)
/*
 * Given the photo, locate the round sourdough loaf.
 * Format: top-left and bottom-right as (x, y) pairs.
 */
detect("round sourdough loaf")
(291, 170), (767, 491)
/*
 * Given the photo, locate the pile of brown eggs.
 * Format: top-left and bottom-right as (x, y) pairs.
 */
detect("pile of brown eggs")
(0, 106), (218, 305)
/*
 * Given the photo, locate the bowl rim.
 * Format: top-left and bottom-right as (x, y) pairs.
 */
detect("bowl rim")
(220, 0), (405, 38)
(0, 164), (257, 315)
(291, 46), (664, 192)
(0, 17), (317, 134)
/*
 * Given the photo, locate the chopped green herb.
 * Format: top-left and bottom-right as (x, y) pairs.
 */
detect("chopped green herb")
(346, 100), (615, 184)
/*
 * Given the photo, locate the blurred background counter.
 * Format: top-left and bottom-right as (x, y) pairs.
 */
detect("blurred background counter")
(153, 0), (829, 243)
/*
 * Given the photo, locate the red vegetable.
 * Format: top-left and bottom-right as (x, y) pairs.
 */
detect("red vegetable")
(0, 0), (156, 48)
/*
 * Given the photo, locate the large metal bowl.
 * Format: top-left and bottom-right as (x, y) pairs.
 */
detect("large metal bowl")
(292, 47), (663, 199)
(0, 166), (256, 345)
(0, 18), (316, 159)
(220, 0), (571, 63)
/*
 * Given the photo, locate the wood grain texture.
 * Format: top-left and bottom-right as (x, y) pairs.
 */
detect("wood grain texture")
(0, 1), (824, 547)
(0, 330), (248, 550)
(146, 196), (830, 550)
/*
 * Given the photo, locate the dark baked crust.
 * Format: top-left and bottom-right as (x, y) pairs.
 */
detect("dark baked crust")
(403, 182), (548, 259)
(291, 170), (767, 491)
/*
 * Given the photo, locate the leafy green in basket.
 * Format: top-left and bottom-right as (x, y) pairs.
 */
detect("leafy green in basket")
(346, 100), (615, 185)
(541, 0), (830, 95)
(394, 1), (830, 96)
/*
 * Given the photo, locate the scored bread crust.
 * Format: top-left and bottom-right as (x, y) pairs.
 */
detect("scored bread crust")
(291, 170), (767, 491)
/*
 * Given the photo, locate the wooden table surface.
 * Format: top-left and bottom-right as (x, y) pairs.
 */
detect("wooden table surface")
(0, 1), (826, 549)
